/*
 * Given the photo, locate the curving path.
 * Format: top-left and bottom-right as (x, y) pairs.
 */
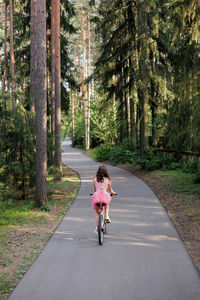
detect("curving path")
(9, 137), (200, 300)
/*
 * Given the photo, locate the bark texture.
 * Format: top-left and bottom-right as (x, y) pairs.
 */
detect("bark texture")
(2, 3), (7, 102)
(30, 0), (37, 113)
(80, 6), (89, 150)
(85, 8), (91, 150)
(35, 0), (47, 207)
(52, 0), (62, 173)
(51, 0), (55, 161)
(71, 91), (75, 146)
(9, 0), (16, 110)
(138, 2), (149, 154)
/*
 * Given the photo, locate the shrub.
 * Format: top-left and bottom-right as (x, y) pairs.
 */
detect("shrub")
(145, 157), (163, 170)
(93, 146), (112, 162)
(91, 145), (199, 175)
(168, 162), (182, 170)
(182, 159), (199, 173)
(40, 204), (50, 212)
(193, 171), (200, 184)
(134, 149), (170, 170)
(109, 146), (133, 164)
(0, 105), (36, 194)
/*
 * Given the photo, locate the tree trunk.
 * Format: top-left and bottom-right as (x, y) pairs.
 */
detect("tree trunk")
(30, 0), (37, 114)
(75, 89), (78, 113)
(139, 85), (149, 155)
(150, 51), (156, 146)
(85, 8), (91, 151)
(80, 6), (89, 151)
(9, 0), (16, 110)
(51, 0), (55, 161)
(151, 103), (156, 146)
(112, 75), (117, 144)
(0, 12), (2, 111)
(47, 68), (51, 131)
(80, 7), (86, 86)
(136, 102), (139, 147)
(2, 4), (7, 134)
(118, 60), (124, 143)
(128, 56), (137, 149)
(35, 0), (47, 207)
(0, 13), (1, 67)
(124, 8), (131, 143)
(77, 43), (83, 110)
(2, 3), (7, 103)
(53, 0), (62, 174)
(0, 13), (2, 98)
(131, 2), (139, 150)
(124, 59), (130, 141)
(138, 3), (149, 155)
(71, 90), (75, 146)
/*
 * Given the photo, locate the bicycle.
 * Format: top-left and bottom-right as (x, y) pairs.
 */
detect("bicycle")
(96, 202), (107, 245)
(91, 193), (116, 245)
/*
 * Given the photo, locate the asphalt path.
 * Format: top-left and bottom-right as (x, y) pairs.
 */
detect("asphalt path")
(9, 137), (200, 300)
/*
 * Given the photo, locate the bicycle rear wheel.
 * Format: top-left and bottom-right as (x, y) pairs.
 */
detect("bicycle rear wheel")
(98, 214), (104, 245)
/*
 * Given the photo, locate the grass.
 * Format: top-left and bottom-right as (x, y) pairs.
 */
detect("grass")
(152, 170), (200, 196)
(0, 165), (80, 300)
(0, 205), (46, 226)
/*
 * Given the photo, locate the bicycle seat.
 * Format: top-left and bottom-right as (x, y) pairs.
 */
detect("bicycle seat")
(95, 202), (106, 207)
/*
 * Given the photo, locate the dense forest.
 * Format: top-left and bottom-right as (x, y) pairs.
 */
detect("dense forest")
(68, 0), (200, 152)
(0, 0), (200, 206)
(0, 0), (75, 207)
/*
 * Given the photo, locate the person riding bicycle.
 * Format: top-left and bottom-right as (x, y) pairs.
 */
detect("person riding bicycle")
(91, 165), (116, 232)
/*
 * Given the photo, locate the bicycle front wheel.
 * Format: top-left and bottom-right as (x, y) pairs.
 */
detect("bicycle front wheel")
(98, 214), (104, 245)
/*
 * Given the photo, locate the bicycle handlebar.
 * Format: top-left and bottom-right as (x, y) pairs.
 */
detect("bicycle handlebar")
(90, 193), (117, 196)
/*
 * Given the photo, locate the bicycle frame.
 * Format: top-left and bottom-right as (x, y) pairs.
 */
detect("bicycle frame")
(96, 202), (107, 245)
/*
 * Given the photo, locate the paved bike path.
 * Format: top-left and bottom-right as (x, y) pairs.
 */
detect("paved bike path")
(9, 137), (200, 300)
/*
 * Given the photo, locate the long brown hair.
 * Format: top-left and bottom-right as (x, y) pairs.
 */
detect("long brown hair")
(96, 165), (111, 183)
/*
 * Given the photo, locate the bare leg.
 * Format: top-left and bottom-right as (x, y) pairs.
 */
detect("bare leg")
(95, 207), (100, 227)
(105, 205), (109, 219)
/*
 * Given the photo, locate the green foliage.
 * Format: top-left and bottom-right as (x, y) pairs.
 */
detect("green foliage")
(152, 169), (200, 197)
(92, 144), (181, 171)
(182, 159), (200, 184)
(64, 110), (84, 146)
(182, 159), (199, 173)
(92, 144), (139, 165)
(0, 105), (36, 195)
(0, 276), (13, 294)
(65, 99), (119, 148)
(133, 149), (175, 171)
(92, 144), (200, 188)
(92, 145), (112, 162)
(90, 96), (119, 147)
(74, 0), (200, 154)
(40, 205), (50, 212)
(109, 147), (137, 165)
(73, 113), (85, 146)
(0, 199), (35, 226)
(48, 166), (59, 176)
(165, 100), (192, 151)
(193, 171), (200, 184)
(167, 162), (182, 170)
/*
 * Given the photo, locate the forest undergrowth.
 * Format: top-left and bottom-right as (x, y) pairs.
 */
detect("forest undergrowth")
(0, 165), (80, 300)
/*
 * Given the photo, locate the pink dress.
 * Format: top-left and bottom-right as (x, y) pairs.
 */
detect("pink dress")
(91, 177), (112, 210)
